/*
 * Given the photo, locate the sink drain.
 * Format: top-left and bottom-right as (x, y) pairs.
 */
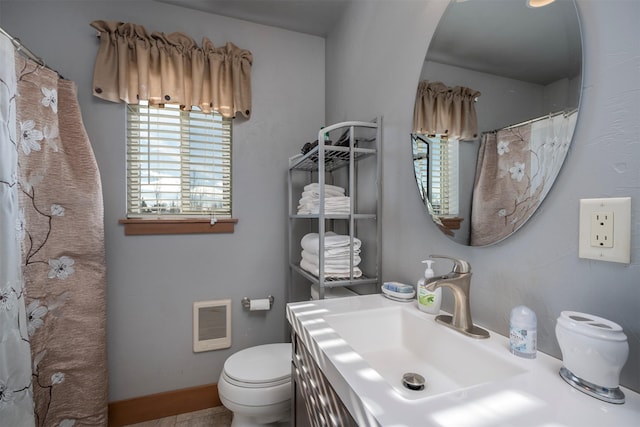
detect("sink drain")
(402, 372), (425, 391)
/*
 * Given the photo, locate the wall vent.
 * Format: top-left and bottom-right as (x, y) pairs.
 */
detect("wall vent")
(193, 299), (231, 352)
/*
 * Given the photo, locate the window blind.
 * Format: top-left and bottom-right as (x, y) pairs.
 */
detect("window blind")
(413, 135), (459, 216)
(126, 102), (232, 218)
(429, 137), (459, 216)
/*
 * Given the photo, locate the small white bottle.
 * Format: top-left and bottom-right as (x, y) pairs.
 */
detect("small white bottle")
(509, 306), (537, 359)
(417, 259), (441, 314)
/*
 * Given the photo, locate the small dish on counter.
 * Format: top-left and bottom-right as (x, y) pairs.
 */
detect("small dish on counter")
(381, 282), (415, 301)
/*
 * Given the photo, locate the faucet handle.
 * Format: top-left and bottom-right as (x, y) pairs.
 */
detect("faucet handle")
(429, 255), (471, 273)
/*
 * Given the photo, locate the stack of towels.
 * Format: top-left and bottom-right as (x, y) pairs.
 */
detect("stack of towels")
(300, 232), (362, 278)
(297, 183), (351, 215)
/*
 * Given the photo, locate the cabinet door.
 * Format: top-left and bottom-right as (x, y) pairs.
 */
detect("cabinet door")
(293, 335), (359, 427)
(292, 364), (313, 427)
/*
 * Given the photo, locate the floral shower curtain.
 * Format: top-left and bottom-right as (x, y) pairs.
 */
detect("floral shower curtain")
(1, 33), (36, 427)
(470, 112), (576, 246)
(470, 127), (542, 246)
(1, 32), (108, 426)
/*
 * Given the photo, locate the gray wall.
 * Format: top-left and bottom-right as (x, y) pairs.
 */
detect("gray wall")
(327, 0), (639, 392)
(1, 0), (325, 401)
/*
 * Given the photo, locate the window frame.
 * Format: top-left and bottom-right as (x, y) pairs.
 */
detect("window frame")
(120, 102), (237, 235)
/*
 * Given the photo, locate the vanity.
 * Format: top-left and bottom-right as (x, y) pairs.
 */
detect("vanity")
(287, 294), (640, 426)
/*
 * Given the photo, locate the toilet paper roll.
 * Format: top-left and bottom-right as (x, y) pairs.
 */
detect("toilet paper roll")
(249, 298), (271, 311)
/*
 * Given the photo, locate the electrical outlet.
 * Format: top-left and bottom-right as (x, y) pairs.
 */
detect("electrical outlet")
(579, 197), (631, 264)
(590, 211), (613, 248)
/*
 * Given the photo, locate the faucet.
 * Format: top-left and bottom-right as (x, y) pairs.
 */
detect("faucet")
(425, 255), (489, 339)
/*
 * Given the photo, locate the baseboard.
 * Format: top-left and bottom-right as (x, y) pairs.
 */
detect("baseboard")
(108, 383), (221, 426)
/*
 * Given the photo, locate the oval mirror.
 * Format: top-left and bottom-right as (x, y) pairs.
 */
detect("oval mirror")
(412, 0), (582, 246)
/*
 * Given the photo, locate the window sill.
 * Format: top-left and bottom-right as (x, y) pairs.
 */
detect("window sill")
(438, 216), (463, 230)
(119, 218), (238, 235)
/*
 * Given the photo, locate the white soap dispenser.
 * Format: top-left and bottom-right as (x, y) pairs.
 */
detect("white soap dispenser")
(417, 259), (441, 314)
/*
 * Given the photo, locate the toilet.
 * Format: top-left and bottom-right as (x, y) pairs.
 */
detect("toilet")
(218, 343), (292, 426)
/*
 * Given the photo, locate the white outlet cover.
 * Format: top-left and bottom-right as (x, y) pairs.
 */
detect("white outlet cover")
(579, 197), (631, 264)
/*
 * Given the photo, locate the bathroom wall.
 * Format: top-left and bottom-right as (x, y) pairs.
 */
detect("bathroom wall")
(326, 0), (639, 392)
(1, 0), (325, 400)
(3, 0), (638, 401)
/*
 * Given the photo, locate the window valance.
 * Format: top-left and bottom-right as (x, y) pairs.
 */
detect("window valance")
(413, 81), (480, 140)
(90, 20), (253, 119)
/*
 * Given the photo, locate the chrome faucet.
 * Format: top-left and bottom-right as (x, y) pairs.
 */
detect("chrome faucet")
(425, 255), (489, 339)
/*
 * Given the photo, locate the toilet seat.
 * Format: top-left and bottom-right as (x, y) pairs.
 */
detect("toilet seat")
(219, 343), (292, 409)
(223, 343), (291, 387)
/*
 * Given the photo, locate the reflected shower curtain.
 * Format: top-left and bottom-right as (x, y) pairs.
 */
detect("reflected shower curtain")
(470, 113), (576, 246)
(529, 111), (577, 203)
(470, 126), (544, 246)
(1, 37), (108, 426)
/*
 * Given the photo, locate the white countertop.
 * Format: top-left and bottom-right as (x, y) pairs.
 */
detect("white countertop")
(286, 294), (640, 427)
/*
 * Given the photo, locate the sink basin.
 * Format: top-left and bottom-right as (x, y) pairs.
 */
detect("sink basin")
(324, 305), (526, 399)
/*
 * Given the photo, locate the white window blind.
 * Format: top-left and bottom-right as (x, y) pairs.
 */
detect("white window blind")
(430, 136), (458, 215)
(414, 135), (459, 216)
(126, 101), (232, 218)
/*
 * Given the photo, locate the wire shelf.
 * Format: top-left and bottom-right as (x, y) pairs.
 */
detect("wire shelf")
(290, 144), (376, 173)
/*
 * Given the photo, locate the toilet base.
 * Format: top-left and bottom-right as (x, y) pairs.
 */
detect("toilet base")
(221, 395), (290, 427)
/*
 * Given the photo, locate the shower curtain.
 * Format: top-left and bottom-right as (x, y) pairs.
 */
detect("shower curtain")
(470, 127), (542, 246)
(1, 32), (108, 426)
(470, 112), (576, 246)
(1, 33), (36, 427)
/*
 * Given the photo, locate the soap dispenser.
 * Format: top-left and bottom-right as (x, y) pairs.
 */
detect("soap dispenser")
(417, 259), (441, 314)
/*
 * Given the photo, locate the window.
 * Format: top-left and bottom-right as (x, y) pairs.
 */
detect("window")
(127, 101), (232, 217)
(121, 102), (236, 235)
(412, 134), (459, 216)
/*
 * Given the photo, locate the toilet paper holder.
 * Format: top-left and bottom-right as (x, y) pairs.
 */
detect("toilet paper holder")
(241, 295), (274, 310)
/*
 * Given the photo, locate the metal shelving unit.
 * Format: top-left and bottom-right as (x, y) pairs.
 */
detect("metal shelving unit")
(287, 118), (382, 300)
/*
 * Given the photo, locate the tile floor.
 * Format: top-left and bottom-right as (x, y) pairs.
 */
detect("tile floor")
(123, 406), (232, 427)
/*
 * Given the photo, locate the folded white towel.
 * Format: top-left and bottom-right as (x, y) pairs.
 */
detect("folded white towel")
(304, 183), (345, 195)
(301, 250), (361, 267)
(297, 194), (351, 215)
(300, 247), (355, 258)
(300, 232), (362, 255)
(298, 195), (350, 206)
(297, 207), (351, 215)
(301, 247), (360, 259)
(300, 191), (344, 199)
(300, 258), (363, 279)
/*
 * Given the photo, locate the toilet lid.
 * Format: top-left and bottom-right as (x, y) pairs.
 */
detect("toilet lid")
(224, 343), (291, 385)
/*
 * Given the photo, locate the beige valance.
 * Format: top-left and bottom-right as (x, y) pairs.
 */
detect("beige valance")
(413, 81), (480, 140)
(90, 20), (253, 119)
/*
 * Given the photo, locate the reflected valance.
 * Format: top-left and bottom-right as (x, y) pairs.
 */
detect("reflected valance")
(90, 20), (252, 119)
(413, 81), (480, 140)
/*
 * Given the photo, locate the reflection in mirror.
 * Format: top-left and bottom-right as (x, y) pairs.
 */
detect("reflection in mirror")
(412, 0), (582, 246)
(412, 133), (466, 237)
